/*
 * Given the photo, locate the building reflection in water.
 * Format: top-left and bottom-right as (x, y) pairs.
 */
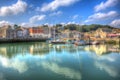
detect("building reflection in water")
(0, 43), (82, 80)
(84, 44), (120, 78)
(0, 43), (120, 58)
(0, 43), (50, 58)
(85, 44), (120, 56)
(0, 43), (120, 80)
(29, 42), (50, 55)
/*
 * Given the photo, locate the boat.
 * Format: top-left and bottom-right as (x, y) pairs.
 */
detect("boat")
(75, 40), (100, 46)
(49, 28), (66, 44)
(85, 41), (100, 45)
(51, 41), (66, 44)
(90, 41), (100, 45)
(50, 39), (66, 44)
(74, 40), (87, 46)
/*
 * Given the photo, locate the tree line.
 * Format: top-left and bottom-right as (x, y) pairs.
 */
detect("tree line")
(54, 24), (116, 32)
(9, 24), (117, 32)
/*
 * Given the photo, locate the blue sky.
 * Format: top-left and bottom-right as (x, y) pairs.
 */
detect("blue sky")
(0, 0), (120, 27)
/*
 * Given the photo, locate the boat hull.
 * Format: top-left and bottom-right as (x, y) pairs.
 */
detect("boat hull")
(51, 41), (66, 44)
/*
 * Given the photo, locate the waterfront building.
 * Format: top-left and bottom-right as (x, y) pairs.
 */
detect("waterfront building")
(71, 30), (84, 39)
(6, 26), (29, 39)
(107, 33), (120, 38)
(0, 25), (9, 38)
(16, 27), (24, 38)
(28, 27), (50, 38)
(60, 29), (70, 39)
(6, 26), (16, 39)
(16, 27), (29, 38)
(60, 30), (83, 40)
(42, 27), (51, 38)
(95, 28), (112, 38)
(28, 27), (44, 38)
(112, 29), (120, 33)
(107, 29), (120, 38)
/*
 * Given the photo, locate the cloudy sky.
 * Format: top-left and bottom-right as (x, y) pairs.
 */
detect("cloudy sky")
(0, 0), (120, 27)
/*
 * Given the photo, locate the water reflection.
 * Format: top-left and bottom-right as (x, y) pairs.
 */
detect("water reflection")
(85, 45), (120, 79)
(0, 42), (120, 80)
(95, 61), (119, 77)
(85, 44), (120, 56)
(0, 43), (120, 58)
(0, 56), (28, 73)
(0, 42), (50, 58)
(41, 62), (81, 80)
(0, 73), (5, 80)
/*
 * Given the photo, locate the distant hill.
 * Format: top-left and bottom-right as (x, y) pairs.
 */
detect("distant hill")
(62, 24), (119, 32)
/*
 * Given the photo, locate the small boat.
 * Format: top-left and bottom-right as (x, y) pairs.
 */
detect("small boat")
(91, 41), (100, 45)
(50, 39), (66, 44)
(75, 40), (87, 46)
(50, 28), (66, 44)
(51, 41), (66, 44)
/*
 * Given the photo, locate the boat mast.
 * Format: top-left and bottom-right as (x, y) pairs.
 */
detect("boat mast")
(54, 27), (56, 41)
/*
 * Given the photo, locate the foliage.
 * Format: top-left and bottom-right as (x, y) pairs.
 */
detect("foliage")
(61, 24), (115, 32)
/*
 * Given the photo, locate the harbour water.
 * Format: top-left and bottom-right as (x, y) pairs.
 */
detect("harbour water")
(0, 42), (120, 80)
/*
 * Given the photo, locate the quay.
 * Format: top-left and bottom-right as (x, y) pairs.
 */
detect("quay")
(0, 38), (48, 43)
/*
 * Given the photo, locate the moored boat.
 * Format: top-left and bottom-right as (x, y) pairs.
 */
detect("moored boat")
(51, 41), (66, 44)
(50, 39), (66, 44)
(74, 40), (87, 46)
(90, 41), (100, 45)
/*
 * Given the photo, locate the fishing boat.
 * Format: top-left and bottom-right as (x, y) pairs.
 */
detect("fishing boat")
(75, 40), (100, 46)
(85, 40), (100, 45)
(51, 41), (66, 44)
(49, 28), (66, 44)
(90, 41), (100, 45)
(75, 40), (87, 46)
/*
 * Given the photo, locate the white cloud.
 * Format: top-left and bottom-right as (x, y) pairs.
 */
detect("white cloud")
(41, 62), (82, 80)
(110, 19), (120, 28)
(41, 0), (79, 12)
(95, 0), (118, 12)
(65, 21), (80, 25)
(20, 22), (33, 27)
(67, 21), (75, 24)
(88, 49), (120, 78)
(49, 11), (62, 16)
(0, 20), (12, 27)
(0, 56), (28, 73)
(72, 14), (79, 20)
(30, 15), (46, 23)
(85, 11), (118, 23)
(0, 0), (27, 16)
(95, 61), (119, 77)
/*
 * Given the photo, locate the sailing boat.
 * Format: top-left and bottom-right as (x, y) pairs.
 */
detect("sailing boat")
(50, 28), (66, 44)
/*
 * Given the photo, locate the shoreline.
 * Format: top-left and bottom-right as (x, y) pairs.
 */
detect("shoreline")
(0, 38), (120, 45)
(0, 38), (47, 43)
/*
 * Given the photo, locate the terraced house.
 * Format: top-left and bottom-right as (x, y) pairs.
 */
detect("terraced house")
(6, 26), (29, 39)
(94, 28), (112, 38)
(28, 27), (50, 38)
(0, 25), (9, 38)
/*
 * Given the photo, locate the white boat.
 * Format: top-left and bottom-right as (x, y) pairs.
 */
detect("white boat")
(75, 40), (87, 46)
(50, 28), (66, 44)
(90, 41), (100, 45)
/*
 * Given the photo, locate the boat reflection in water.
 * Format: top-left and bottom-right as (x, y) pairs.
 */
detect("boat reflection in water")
(0, 42), (120, 80)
